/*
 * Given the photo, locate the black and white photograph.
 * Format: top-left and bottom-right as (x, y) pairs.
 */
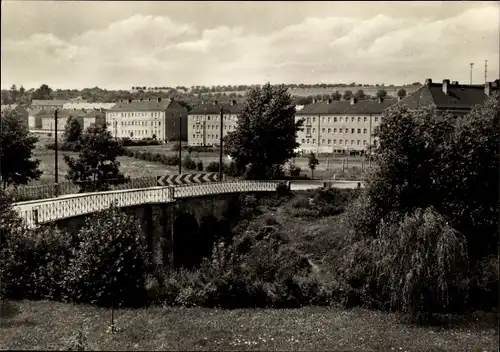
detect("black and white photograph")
(0, 1), (498, 350)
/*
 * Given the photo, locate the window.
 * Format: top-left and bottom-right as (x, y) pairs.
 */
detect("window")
(351, 117), (355, 122)
(328, 117), (331, 123)
(302, 139), (305, 143)
(363, 140), (367, 146)
(345, 140), (348, 145)
(357, 128), (361, 133)
(312, 117), (316, 123)
(322, 139), (325, 144)
(351, 140), (355, 145)
(373, 140), (378, 146)
(339, 139), (343, 144)
(207, 116), (211, 121)
(312, 128), (316, 133)
(306, 128), (311, 135)
(357, 117), (361, 122)
(339, 117), (343, 122)
(333, 128), (337, 133)
(307, 139), (310, 144)
(357, 140), (360, 145)
(312, 139), (316, 144)
(364, 116), (367, 122)
(363, 128), (367, 134)
(374, 117), (379, 123)
(334, 117), (337, 122)
(322, 117), (325, 123)
(322, 128), (325, 133)
(328, 139), (331, 145)
(333, 139), (337, 144)
(339, 128), (343, 133)
(328, 128), (331, 133)
(351, 128), (355, 133)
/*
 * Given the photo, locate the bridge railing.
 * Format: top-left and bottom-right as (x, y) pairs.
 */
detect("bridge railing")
(14, 186), (175, 227)
(172, 180), (281, 198)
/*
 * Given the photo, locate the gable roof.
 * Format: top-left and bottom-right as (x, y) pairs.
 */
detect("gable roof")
(36, 109), (88, 118)
(399, 79), (498, 111)
(296, 98), (397, 115)
(189, 101), (244, 115)
(31, 100), (68, 106)
(108, 98), (176, 111)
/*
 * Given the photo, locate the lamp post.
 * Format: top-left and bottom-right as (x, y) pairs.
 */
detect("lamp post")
(178, 113), (182, 175)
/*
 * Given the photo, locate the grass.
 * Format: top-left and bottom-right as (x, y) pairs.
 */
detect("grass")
(0, 300), (497, 351)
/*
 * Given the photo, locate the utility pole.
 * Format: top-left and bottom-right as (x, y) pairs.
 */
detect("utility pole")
(218, 106), (224, 181)
(368, 113), (372, 167)
(469, 63), (474, 85)
(54, 109), (59, 197)
(178, 113), (182, 175)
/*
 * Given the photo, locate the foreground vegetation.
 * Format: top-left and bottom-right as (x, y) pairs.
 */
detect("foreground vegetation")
(1, 301), (497, 351)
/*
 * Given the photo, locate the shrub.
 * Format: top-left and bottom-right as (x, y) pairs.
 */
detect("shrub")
(64, 205), (151, 307)
(205, 161), (221, 173)
(182, 154), (197, 170)
(276, 181), (290, 196)
(336, 207), (470, 322)
(288, 163), (302, 177)
(196, 161), (204, 171)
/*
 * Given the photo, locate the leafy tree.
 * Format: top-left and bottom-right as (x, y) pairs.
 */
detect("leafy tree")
(354, 89), (366, 100)
(32, 84), (53, 100)
(307, 152), (319, 178)
(224, 83), (303, 180)
(331, 91), (342, 100)
(397, 89), (407, 99)
(63, 115), (83, 143)
(64, 124), (128, 192)
(342, 90), (353, 100)
(376, 89), (387, 99)
(9, 85), (18, 103)
(0, 109), (42, 188)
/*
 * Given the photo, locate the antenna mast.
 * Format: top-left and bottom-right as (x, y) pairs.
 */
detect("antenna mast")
(484, 60), (488, 83)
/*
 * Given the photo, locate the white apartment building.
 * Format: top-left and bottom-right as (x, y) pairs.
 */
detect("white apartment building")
(63, 102), (116, 110)
(105, 98), (188, 140)
(187, 100), (242, 146)
(295, 97), (397, 154)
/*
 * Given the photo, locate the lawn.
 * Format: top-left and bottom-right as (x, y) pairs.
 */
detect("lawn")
(0, 300), (497, 351)
(31, 149), (180, 185)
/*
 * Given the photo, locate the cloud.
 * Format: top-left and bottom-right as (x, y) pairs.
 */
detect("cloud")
(1, 4), (498, 89)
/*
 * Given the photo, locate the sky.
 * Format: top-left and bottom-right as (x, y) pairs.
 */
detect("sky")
(1, 1), (499, 90)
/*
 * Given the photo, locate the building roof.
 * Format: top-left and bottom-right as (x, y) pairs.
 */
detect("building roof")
(189, 100), (244, 115)
(36, 109), (88, 118)
(83, 109), (106, 119)
(399, 79), (499, 111)
(296, 98), (397, 115)
(108, 98), (177, 111)
(31, 99), (68, 106)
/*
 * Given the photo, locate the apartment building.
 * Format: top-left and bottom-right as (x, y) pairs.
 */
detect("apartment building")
(31, 99), (67, 110)
(83, 109), (106, 130)
(295, 97), (397, 154)
(38, 109), (87, 132)
(105, 98), (188, 141)
(400, 78), (499, 116)
(187, 100), (243, 146)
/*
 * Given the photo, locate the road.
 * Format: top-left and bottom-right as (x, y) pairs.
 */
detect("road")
(289, 180), (364, 191)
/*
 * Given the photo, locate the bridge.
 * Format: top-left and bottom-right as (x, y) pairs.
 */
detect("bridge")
(12, 178), (363, 269)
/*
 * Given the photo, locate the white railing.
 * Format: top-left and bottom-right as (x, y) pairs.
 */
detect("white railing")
(13, 180), (281, 228)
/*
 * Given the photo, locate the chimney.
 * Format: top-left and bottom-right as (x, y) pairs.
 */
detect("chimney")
(425, 78), (432, 85)
(398, 96), (403, 102)
(312, 98), (316, 104)
(148, 98), (151, 101)
(350, 97), (356, 105)
(327, 98), (332, 104)
(451, 81), (459, 85)
(120, 99), (123, 103)
(442, 79), (450, 95)
(378, 97), (384, 103)
(128, 98), (132, 104)
(213, 100), (218, 105)
(140, 98), (143, 102)
(231, 100), (236, 106)
(485, 82), (492, 96)
(157, 97), (162, 103)
(201, 100), (205, 105)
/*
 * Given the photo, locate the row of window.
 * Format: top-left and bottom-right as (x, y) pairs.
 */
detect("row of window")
(121, 130), (159, 137)
(301, 116), (380, 124)
(301, 138), (378, 146)
(113, 120), (161, 127)
(191, 124), (235, 131)
(191, 115), (237, 121)
(304, 127), (370, 135)
(108, 112), (162, 118)
(192, 134), (219, 139)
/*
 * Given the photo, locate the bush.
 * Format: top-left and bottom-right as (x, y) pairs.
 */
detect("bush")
(196, 161), (204, 171)
(335, 207), (470, 322)
(205, 161), (221, 173)
(182, 154), (197, 170)
(64, 205), (151, 307)
(120, 137), (161, 147)
(276, 181), (290, 196)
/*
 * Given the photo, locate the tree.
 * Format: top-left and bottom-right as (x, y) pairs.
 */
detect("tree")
(0, 109), (42, 188)
(342, 90), (353, 100)
(331, 91), (342, 100)
(32, 84), (53, 100)
(376, 89), (387, 99)
(397, 89), (407, 99)
(63, 116), (83, 143)
(354, 89), (366, 100)
(64, 124), (128, 192)
(307, 152), (319, 178)
(224, 83), (303, 180)
(9, 85), (18, 103)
